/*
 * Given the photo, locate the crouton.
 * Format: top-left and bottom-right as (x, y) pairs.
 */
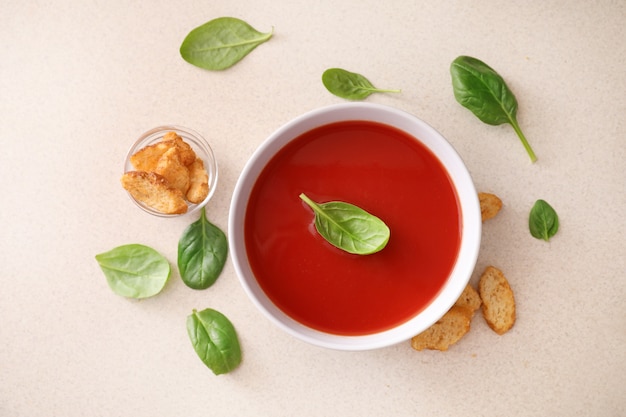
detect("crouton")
(121, 171), (188, 214)
(154, 147), (190, 194)
(478, 266), (516, 335)
(410, 306), (471, 351)
(478, 192), (502, 222)
(130, 140), (172, 172)
(454, 283), (482, 317)
(130, 132), (196, 172)
(186, 158), (209, 204)
(162, 132), (196, 166)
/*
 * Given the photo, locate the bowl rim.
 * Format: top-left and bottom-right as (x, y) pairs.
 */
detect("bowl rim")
(123, 124), (219, 217)
(229, 102), (481, 350)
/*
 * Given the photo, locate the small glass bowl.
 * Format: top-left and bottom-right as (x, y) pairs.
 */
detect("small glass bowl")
(123, 125), (218, 217)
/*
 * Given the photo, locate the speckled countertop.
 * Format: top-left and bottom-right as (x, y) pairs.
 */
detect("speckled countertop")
(1, 1), (624, 416)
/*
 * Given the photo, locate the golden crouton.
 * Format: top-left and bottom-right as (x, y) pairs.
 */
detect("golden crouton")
(130, 141), (172, 172)
(410, 284), (480, 352)
(154, 147), (190, 194)
(478, 192), (502, 222)
(478, 266), (516, 335)
(162, 131), (178, 141)
(162, 132), (196, 166)
(121, 171), (188, 214)
(454, 283), (482, 318)
(410, 306), (471, 351)
(130, 132), (197, 172)
(186, 158), (209, 204)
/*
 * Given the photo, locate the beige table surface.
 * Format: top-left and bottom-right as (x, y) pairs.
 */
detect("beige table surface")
(1, 1), (625, 416)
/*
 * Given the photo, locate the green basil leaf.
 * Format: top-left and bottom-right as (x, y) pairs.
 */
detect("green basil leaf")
(95, 244), (170, 298)
(299, 193), (390, 255)
(529, 199), (559, 241)
(322, 68), (401, 100)
(450, 55), (537, 162)
(186, 308), (242, 375)
(180, 17), (273, 71)
(178, 207), (228, 290)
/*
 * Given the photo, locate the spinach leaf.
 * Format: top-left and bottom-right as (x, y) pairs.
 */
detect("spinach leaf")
(178, 207), (228, 290)
(299, 193), (390, 255)
(95, 244), (170, 298)
(180, 17), (273, 71)
(187, 308), (242, 375)
(529, 199), (559, 241)
(322, 68), (401, 100)
(450, 56), (537, 163)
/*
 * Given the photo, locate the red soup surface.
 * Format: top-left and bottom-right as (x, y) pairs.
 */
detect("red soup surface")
(245, 121), (461, 335)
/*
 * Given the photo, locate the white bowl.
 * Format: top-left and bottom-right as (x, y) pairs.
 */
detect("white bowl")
(229, 103), (481, 351)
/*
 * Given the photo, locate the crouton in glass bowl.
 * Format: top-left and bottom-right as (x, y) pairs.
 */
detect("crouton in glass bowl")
(122, 125), (218, 217)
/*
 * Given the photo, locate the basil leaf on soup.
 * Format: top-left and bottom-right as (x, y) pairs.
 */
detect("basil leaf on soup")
(180, 17), (273, 71)
(95, 244), (170, 299)
(299, 193), (390, 255)
(450, 55), (537, 162)
(187, 308), (242, 375)
(529, 199), (559, 241)
(178, 207), (228, 290)
(322, 68), (401, 100)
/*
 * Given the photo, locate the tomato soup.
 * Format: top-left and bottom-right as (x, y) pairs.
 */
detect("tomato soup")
(244, 121), (461, 335)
